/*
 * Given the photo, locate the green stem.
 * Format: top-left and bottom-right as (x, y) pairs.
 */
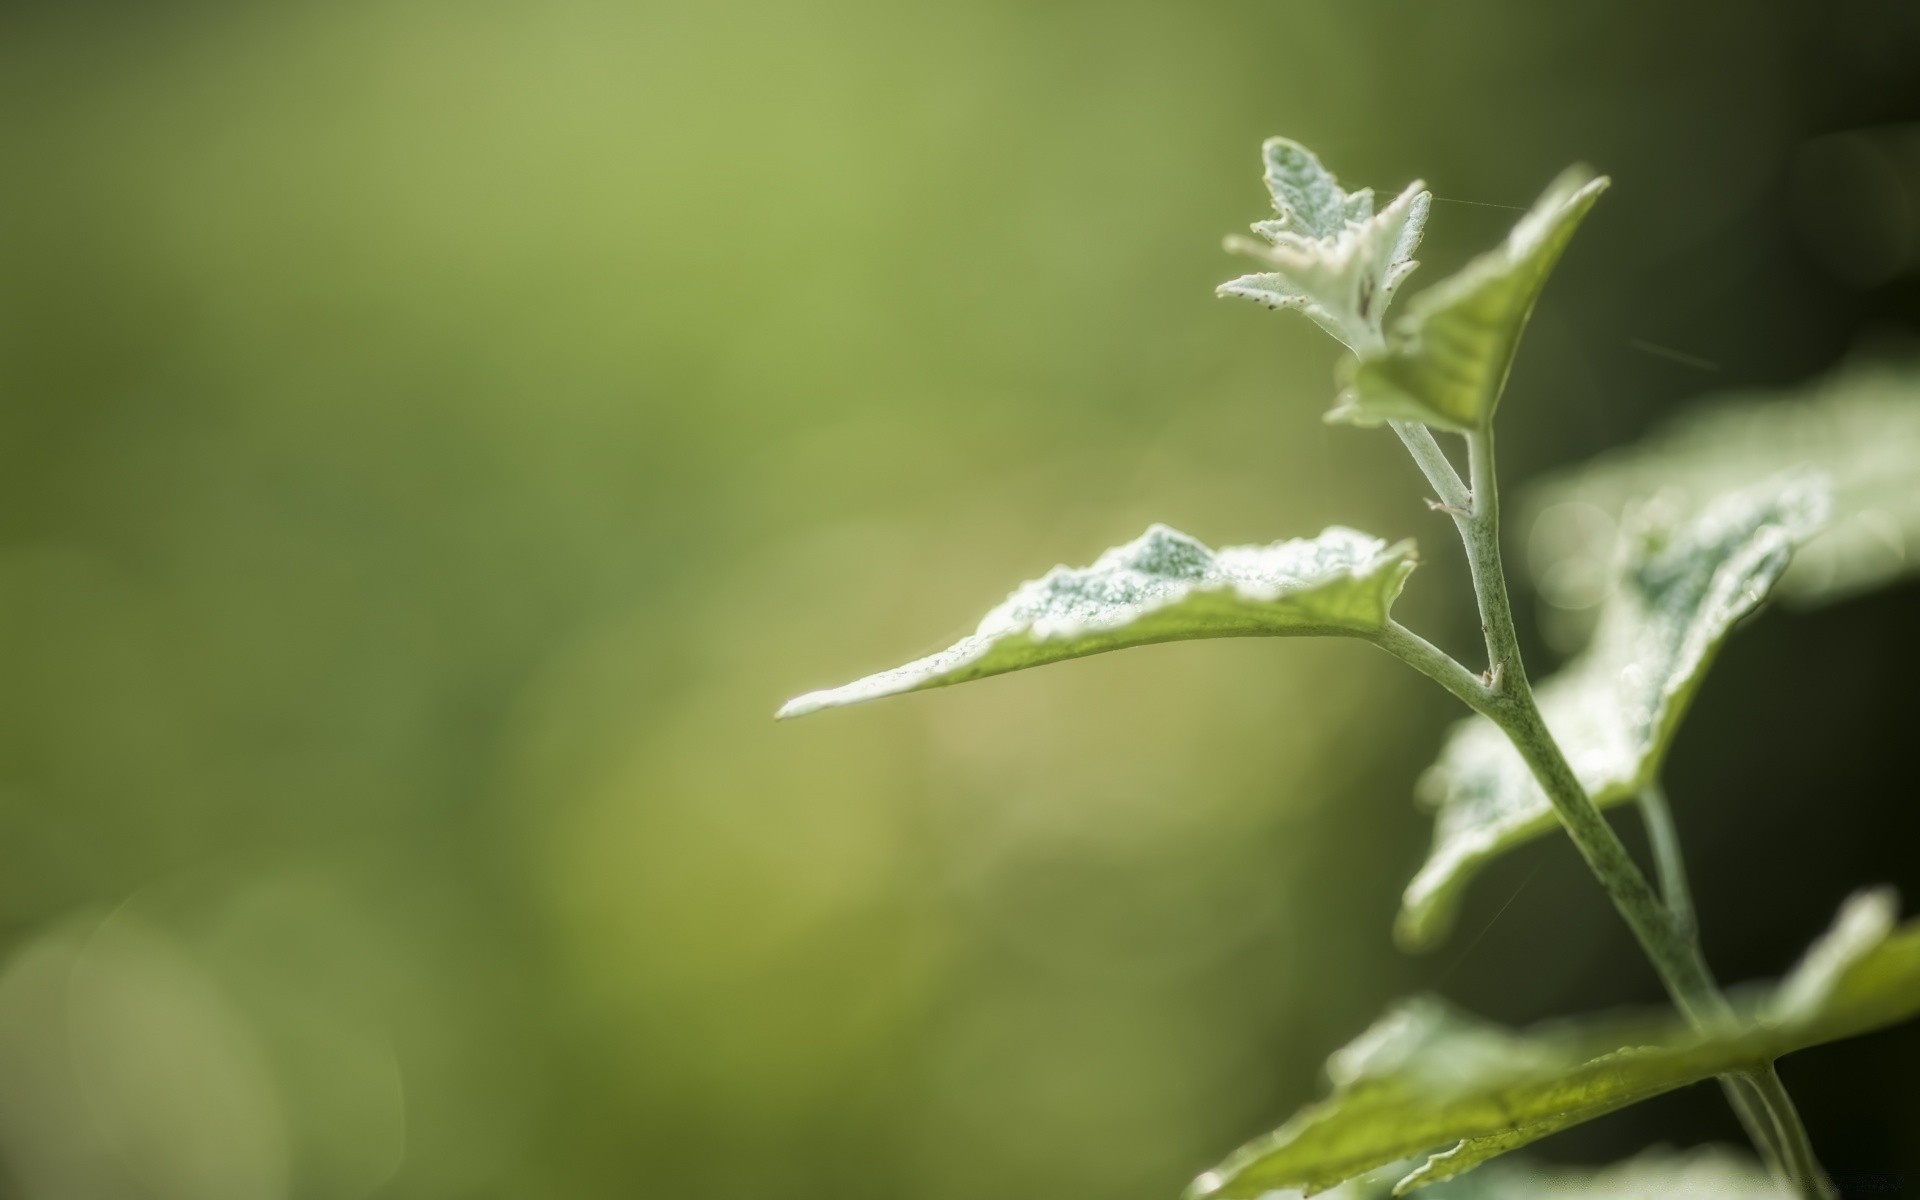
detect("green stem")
(1378, 424), (1832, 1200)
(1494, 687), (1825, 1197)
(1370, 621), (1493, 712)
(1480, 686), (1719, 1018)
(1749, 1065), (1828, 1192)
(1637, 782), (1696, 940)
(1632, 784), (1792, 1180)
(1389, 420), (1470, 512)
(1460, 429), (1522, 685)
(1635, 783), (1809, 1184)
(1375, 619), (1808, 1185)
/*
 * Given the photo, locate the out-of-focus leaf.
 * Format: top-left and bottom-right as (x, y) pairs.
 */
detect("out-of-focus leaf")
(1430, 1148), (1787, 1200)
(1218, 137), (1432, 352)
(1277, 1147), (1784, 1199)
(1189, 890), (1920, 1199)
(778, 524), (1416, 719)
(1332, 169), (1608, 432)
(1397, 479), (1829, 948)
(1526, 360), (1920, 636)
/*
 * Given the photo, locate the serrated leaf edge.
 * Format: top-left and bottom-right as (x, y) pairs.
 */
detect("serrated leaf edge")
(1329, 169), (1610, 431)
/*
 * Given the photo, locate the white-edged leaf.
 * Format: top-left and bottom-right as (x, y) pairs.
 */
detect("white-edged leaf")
(778, 524), (1416, 719)
(1333, 169), (1608, 431)
(1398, 478), (1829, 949)
(1527, 359), (1920, 642)
(1189, 890), (1920, 1199)
(1257, 138), (1378, 240)
(1218, 137), (1432, 352)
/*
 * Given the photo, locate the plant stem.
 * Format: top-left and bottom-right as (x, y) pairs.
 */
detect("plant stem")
(1477, 684), (1720, 1023)
(1389, 420), (1470, 512)
(1632, 780), (1795, 1177)
(1492, 685), (1827, 1198)
(1459, 429), (1523, 683)
(1372, 622), (1812, 1187)
(1379, 424), (1833, 1200)
(1637, 782), (1696, 939)
(1750, 1066), (1828, 1192)
(1370, 621), (1493, 712)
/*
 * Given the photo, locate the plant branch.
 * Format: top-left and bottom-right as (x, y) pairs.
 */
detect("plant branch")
(1637, 782), (1696, 939)
(1370, 621), (1492, 713)
(1385, 421), (1833, 1199)
(1635, 781), (1810, 1187)
(1460, 428), (1525, 685)
(1389, 420), (1471, 512)
(1749, 1066), (1829, 1194)
(1497, 698), (1828, 1198)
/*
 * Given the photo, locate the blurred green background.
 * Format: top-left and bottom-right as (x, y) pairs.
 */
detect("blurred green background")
(3, 1), (1919, 1197)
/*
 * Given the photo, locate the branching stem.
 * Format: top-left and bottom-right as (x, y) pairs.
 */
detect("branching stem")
(1375, 422), (1834, 1200)
(1389, 420), (1470, 512)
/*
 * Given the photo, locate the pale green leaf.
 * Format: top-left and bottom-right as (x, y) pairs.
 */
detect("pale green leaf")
(1526, 359), (1920, 646)
(1219, 137), (1432, 352)
(1256, 138), (1379, 240)
(1397, 479), (1829, 948)
(778, 525), (1416, 719)
(1189, 890), (1920, 1199)
(1332, 169), (1608, 431)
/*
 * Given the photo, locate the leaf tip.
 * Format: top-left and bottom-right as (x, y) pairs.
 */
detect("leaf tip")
(1181, 1170), (1225, 1200)
(1542, 167), (1611, 228)
(1772, 885), (1903, 1021)
(1393, 904), (1445, 954)
(1321, 393), (1373, 428)
(1221, 232), (1264, 258)
(774, 693), (823, 720)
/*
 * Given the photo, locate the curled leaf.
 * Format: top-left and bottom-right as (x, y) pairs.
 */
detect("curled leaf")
(1334, 168), (1608, 431)
(779, 525), (1416, 719)
(1219, 137), (1432, 352)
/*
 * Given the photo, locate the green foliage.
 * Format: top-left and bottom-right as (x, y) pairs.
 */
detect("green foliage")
(1332, 169), (1608, 431)
(1527, 359), (1920, 616)
(779, 525), (1415, 718)
(789, 131), (1920, 1200)
(1399, 479), (1830, 947)
(10, 7), (1917, 1195)
(1218, 138), (1432, 352)
(1190, 891), (1917, 1199)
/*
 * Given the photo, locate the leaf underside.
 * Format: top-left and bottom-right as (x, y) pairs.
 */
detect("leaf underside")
(1526, 358), (1920, 618)
(1397, 478), (1829, 948)
(1333, 169), (1609, 432)
(1218, 137), (1432, 353)
(1189, 889), (1920, 1199)
(777, 525), (1416, 719)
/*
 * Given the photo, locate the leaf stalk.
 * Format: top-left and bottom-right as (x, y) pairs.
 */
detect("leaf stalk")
(1389, 420), (1471, 512)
